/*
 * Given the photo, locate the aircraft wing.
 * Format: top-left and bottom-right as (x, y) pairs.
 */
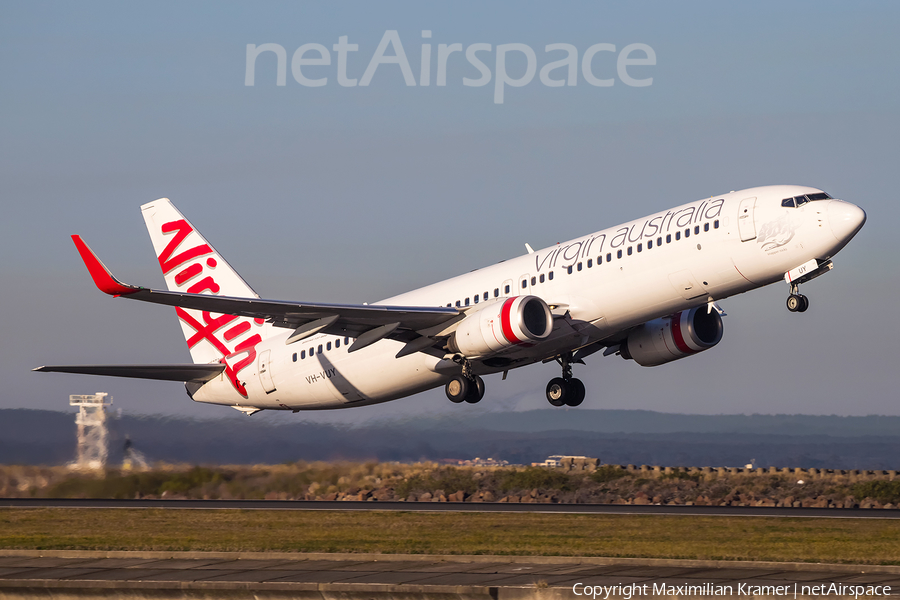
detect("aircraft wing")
(72, 236), (461, 348)
(34, 364), (225, 382)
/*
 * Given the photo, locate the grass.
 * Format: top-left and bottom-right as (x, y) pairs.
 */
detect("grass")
(1, 508), (899, 565)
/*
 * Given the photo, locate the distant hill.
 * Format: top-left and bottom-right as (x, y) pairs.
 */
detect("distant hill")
(1, 408), (899, 469)
(388, 409), (900, 437)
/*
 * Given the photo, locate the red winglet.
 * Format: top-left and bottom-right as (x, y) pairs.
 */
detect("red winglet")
(71, 235), (138, 297)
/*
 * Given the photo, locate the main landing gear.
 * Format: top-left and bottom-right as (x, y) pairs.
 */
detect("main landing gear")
(445, 359), (485, 404)
(786, 283), (809, 313)
(545, 353), (585, 407)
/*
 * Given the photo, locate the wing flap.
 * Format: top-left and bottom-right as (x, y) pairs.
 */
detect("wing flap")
(34, 364), (225, 382)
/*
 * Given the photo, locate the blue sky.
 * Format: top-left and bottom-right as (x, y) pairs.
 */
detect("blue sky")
(2, 1), (898, 422)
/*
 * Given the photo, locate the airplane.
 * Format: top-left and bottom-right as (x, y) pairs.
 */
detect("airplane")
(36, 185), (866, 414)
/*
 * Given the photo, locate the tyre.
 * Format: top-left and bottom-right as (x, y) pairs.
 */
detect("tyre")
(565, 378), (586, 407)
(786, 294), (801, 312)
(797, 294), (809, 312)
(465, 375), (485, 404)
(446, 376), (469, 403)
(546, 377), (567, 407)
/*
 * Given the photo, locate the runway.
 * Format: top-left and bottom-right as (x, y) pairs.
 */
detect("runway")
(2, 497), (898, 518)
(0, 550), (898, 599)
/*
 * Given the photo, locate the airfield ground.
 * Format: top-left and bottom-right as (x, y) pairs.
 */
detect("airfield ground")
(2, 508), (899, 565)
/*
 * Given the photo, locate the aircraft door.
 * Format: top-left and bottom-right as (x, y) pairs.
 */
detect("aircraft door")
(738, 197), (757, 241)
(257, 349), (276, 393)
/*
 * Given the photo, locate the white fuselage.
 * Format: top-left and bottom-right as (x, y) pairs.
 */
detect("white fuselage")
(190, 185), (864, 411)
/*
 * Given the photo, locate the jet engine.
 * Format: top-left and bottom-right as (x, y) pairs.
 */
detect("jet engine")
(449, 295), (553, 358)
(621, 306), (723, 367)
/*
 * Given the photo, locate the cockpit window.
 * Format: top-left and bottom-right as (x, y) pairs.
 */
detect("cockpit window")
(783, 192), (831, 208)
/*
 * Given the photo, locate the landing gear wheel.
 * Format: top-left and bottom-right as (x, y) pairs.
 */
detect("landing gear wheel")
(546, 377), (567, 407)
(445, 376), (469, 403)
(464, 375), (485, 404)
(786, 294), (802, 312)
(564, 378), (586, 407)
(797, 294), (809, 312)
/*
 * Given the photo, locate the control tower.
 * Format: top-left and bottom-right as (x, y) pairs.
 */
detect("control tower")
(69, 393), (112, 470)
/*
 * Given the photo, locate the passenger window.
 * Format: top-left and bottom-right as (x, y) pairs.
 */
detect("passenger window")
(637, 243), (642, 252)
(494, 288), (499, 297)
(455, 300), (461, 307)
(483, 292), (488, 301)
(567, 265), (573, 274)
(531, 276), (536, 285)
(309, 347), (315, 357)
(317, 344), (323, 354)
(694, 226), (699, 235)
(666, 234), (672, 243)
(505, 284), (511, 294)
(684, 229), (690, 238)
(714, 220), (719, 229)
(539, 273), (545, 283)
(587, 259), (592, 268)
(292, 353), (297, 362)
(657, 237), (662, 246)
(344, 337), (349, 344)
(327, 341), (332, 351)
(647, 240), (652, 249)
(675, 232), (681, 241)
(473, 294), (479, 304)
(704, 223), (709, 232)
(597, 255), (603, 265)
(301, 350), (306, 359)
(617, 249), (623, 259)
(336, 339), (340, 348)
(577, 262), (582, 271)
(548, 272), (554, 281)
(465, 298), (470, 306)
(606, 253), (612, 262)
(627, 247), (633, 256)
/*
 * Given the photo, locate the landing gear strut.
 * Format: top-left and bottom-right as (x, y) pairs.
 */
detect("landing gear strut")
(786, 283), (809, 313)
(545, 353), (586, 407)
(445, 358), (485, 404)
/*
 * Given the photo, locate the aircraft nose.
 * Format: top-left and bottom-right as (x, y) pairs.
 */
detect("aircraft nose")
(827, 200), (866, 242)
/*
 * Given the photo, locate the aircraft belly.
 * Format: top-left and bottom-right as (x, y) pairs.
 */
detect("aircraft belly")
(331, 343), (448, 402)
(264, 341), (447, 409)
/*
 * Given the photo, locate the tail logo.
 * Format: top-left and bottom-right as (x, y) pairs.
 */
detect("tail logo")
(159, 218), (264, 398)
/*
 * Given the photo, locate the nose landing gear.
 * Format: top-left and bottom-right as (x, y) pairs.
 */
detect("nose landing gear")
(545, 353), (586, 407)
(784, 259), (834, 313)
(786, 281), (809, 313)
(786, 290), (809, 313)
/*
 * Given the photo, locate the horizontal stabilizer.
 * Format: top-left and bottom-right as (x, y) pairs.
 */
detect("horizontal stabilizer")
(33, 364), (225, 382)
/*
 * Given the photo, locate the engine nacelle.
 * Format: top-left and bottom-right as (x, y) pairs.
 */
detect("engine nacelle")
(621, 306), (723, 367)
(449, 295), (553, 358)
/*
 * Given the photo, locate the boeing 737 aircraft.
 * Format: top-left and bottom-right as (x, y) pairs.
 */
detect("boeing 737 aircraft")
(37, 186), (865, 414)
